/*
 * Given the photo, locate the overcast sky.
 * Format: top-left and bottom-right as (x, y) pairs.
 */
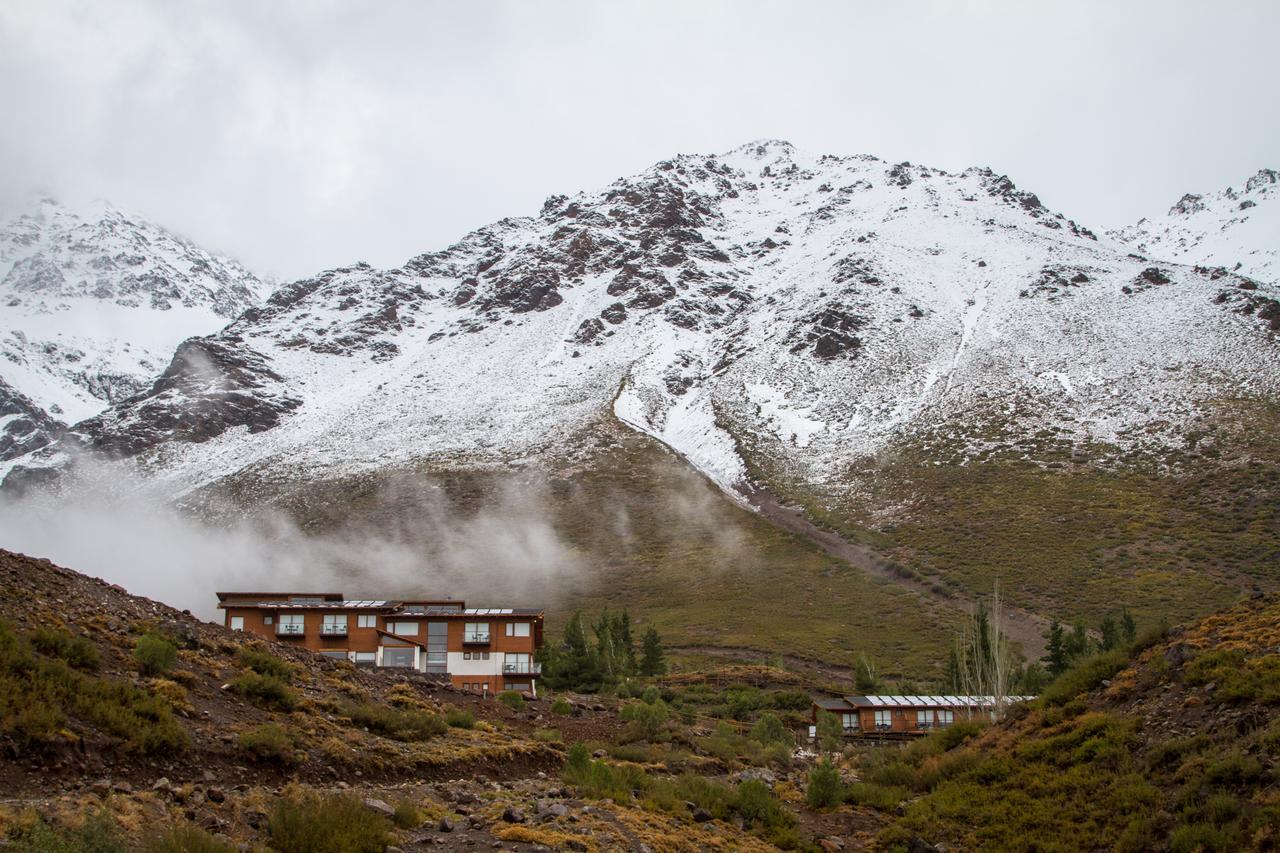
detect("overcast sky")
(1, 1), (1276, 280)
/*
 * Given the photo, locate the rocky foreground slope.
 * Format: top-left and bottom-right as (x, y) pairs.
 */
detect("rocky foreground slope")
(0, 199), (272, 460)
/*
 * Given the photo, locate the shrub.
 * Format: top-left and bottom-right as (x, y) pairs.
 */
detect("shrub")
(30, 626), (101, 671)
(567, 741), (591, 774)
(807, 758), (843, 809)
(769, 690), (812, 711)
(1039, 647), (1130, 706)
(444, 707), (475, 728)
(749, 713), (792, 747)
(620, 699), (669, 741)
(343, 702), (446, 741)
(845, 781), (910, 810)
(733, 779), (794, 831)
(238, 723), (298, 764)
(392, 801), (423, 829)
(550, 697), (573, 715)
(6, 809), (126, 852)
(238, 646), (294, 682)
(640, 685), (661, 704)
(724, 684), (765, 720)
(534, 728), (563, 742)
(498, 690), (526, 711)
(675, 773), (735, 820)
(133, 633), (178, 676)
(0, 621), (186, 754)
(1185, 649), (1280, 704)
(815, 709), (843, 753)
(142, 823), (236, 852)
(267, 789), (391, 853)
(229, 672), (297, 711)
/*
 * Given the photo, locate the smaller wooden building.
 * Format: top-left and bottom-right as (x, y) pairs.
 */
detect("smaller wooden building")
(812, 694), (1034, 739)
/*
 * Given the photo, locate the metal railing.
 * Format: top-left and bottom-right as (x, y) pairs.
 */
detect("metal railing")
(276, 623), (305, 636)
(320, 623), (348, 636)
(502, 662), (542, 675)
(463, 633), (491, 644)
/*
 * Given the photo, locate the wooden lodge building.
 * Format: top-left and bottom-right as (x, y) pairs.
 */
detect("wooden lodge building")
(813, 694), (1035, 739)
(217, 591), (544, 696)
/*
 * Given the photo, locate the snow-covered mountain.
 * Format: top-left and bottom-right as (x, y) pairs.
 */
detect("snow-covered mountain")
(4, 143), (1278, 501)
(1111, 168), (1280, 288)
(0, 199), (273, 459)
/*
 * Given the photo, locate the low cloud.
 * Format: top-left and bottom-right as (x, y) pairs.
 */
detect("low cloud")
(0, 461), (587, 622)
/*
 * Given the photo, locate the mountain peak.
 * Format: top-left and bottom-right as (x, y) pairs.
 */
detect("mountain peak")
(0, 199), (276, 459)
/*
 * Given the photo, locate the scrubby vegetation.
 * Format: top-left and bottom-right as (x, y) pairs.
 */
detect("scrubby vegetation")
(133, 632), (178, 676)
(238, 722), (299, 764)
(866, 597), (1280, 851)
(562, 743), (797, 846)
(228, 671), (297, 711)
(497, 690), (525, 711)
(341, 701), (447, 741)
(266, 788), (391, 853)
(0, 620), (188, 754)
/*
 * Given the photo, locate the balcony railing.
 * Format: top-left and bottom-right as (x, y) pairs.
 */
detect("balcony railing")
(462, 633), (491, 645)
(276, 623), (305, 636)
(502, 662), (542, 675)
(320, 624), (348, 636)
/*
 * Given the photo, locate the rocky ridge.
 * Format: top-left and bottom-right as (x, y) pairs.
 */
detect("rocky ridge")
(0, 199), (274, 460)
(3, 145), (1278, 508)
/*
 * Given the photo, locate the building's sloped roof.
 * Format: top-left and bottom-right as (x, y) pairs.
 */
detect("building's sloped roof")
(814, 697), (852, 711)
(845, 695), (1036, 708)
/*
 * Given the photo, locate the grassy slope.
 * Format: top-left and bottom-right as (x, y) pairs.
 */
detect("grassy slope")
(243, 423), (959, 682)
(868, 593), (1280, 851)
(735, 395), (1280, 633)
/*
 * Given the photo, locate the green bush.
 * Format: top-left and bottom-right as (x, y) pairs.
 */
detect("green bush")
(815, 709), (843, 753)
(133, 633), (178, 676)
(550, 697), (573, 715)
(733, 779), (794, 832)
(1185, 649), (1280, 704)
(640, 685), (661, 704)
(806, 758), (843, 809)
(620, 699), (669, 741)
(749, 713), (792, 747)
(238, 646), (294, 682)
(238, 723), (298, 764)
(675, 773), (735, 820)
(267, 790), (391, 853)
(769, 690), (812, 711)
(534, 727), (563, 742)
(142, 823), (236, 852)
(0, 621), (186, 754)
(30, 626), (101, 671)
(392, 801), (422, 829)
(6, 809), (126, 853)
(229, 672), (297, 711)
(845, 781), (910, 810)
(444, 707), (475, 728)
(343, 702), (446, 741)
(498, 690), (526, 711)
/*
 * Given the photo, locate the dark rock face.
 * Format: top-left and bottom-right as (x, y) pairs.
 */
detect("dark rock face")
(791, 306), (866, 359)
(0, 377), (61, 461)
(69, 338), (302, 458)
(888, 162), (914, 188)
(1123, 267), (1173, 295)
(600, 302), (628, 325)
(479, 268), (563, 314)
(1138, 267), (1171, 286)
(1020, 266), (1094, 300)
(571, 318), (605, 345)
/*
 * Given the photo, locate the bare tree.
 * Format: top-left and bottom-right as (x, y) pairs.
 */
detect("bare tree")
(954, 582), (1013, 720)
